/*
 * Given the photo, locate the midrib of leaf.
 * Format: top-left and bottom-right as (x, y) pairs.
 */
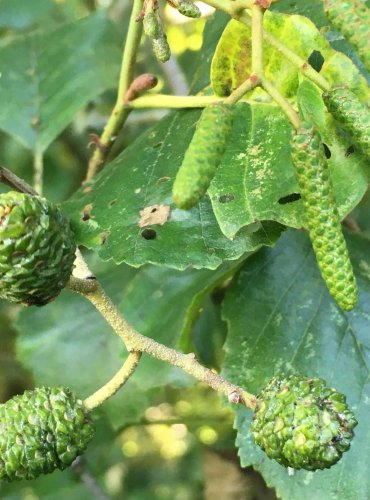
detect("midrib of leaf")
(242, 104), (256, 221)
(245, 249), (311, 359)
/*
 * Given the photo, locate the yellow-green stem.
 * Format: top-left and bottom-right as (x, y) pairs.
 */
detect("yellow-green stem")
(84, 352), (142, 411)
(33, 147), (43, 195)
(68, 277), (257, 410)
(225, 75), (259, 104)
(85, 0), (143, 181)
(261, 77), (300, 128)
(251, 4), (264, 76)
(127, 94), (224, 109)
(202, 0), (331, 91)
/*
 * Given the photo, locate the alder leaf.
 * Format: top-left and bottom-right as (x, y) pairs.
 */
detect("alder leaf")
(0, 13), (121, 152)
(63, 109), (283, 270)
(222, 229), (370, 500)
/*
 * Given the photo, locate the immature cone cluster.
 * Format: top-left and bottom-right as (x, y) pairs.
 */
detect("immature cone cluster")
(290, 122), (357, 311)
(0, 191), (76, 306)
(251, 375), (357, 470)
(0, 387), (94, 481)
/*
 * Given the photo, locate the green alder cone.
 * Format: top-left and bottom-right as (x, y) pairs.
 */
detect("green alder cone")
(323, 0), (370, 73)
(290, 122), (357, 311)
(172, 103), (233, 209)
(0, 387), (94, 481)
(251, 374), (357, 470)
(0, 191), (76, 306)
(323, 86), (370, 160)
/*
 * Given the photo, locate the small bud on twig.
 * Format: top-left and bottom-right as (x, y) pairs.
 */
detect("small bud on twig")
(124, 73), (158, 103)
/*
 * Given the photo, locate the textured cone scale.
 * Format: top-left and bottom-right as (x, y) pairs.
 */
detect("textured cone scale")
(0, 191), (76, 306)
(0, 387), (94, 481)
(251, 375), (357, 470)
(172, 103), (233, 209)
(290, 122), (357, 311)
(323, 87), (370, 160)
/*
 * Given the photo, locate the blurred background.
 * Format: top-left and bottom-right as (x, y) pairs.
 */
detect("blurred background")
(0, 1), (278, 498)
(0, 1), (368, 498)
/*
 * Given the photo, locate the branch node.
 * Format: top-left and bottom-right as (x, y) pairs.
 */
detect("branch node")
(228, 391), (241, 404)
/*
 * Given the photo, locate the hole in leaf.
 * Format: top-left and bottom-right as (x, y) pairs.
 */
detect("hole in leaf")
(81, 203), (93, 221)
(99, 232), (109, 245)
(323, 143), (331, 159)
(218, 193), (235, 203)
(278, 193), (301, 205)
(345, 145), (355, 157)
(141, 228), (157, 240)
(308, 50), (324, 73)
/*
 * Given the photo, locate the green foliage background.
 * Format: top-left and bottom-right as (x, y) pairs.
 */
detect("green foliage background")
(0, 0), (369, 498)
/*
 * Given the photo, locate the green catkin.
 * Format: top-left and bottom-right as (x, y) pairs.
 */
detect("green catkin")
(323, 0), (370, 73)
(323, 86), (370, 160)
(143, 1), (171, 63)
(143, 11), (161, 39)
(290, 122), (358, 311)
(171, 0), (201, 18)
(172, 103), (233, 209)
(152, 34), (171, 63)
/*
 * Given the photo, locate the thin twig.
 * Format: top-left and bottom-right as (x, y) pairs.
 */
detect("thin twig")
(68, 277), (257, 410)
(251, 4), (264, 76)
(72, 457), (109, 500)
(84, 352), (142, 411)
(225, 75), (259, 104)
(85, 0), (144, 181)
(202, 0), (331, 91)
(0, 166), (37, 195)
(126, 94), (224, 108)
(261, 77), (300, 128)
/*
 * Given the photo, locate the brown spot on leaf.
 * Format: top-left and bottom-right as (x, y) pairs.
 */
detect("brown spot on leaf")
(141, 228), (157, 240)
(82, 203), (93, 221)
(99, 231), (110, 245)
(139, 204), (170, 228)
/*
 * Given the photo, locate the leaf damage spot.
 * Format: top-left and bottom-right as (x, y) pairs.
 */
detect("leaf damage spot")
(308, 50), (324, 73)
(99, 231), (110, 245)
(278, 193), (301, 205)
(141, 228), (157, 240)
(83, 185), (93, 194)
(139, 204), (170, 228)
(81, 203), (93, 221)
(322, 143), (331, 159)
(219, 193), (235, 204)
